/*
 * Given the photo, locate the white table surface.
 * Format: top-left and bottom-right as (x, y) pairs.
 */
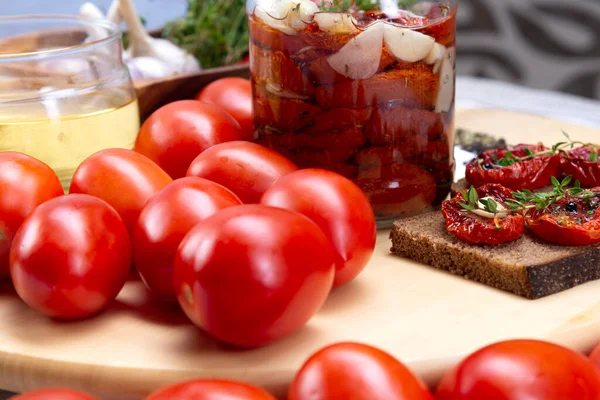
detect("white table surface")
(1, 77), (599, 399)
(456, 76), (600, 129)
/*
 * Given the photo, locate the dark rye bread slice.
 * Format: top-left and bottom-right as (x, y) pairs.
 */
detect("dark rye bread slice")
(390, 212), (600, 299)
(450, 178), (470, 197)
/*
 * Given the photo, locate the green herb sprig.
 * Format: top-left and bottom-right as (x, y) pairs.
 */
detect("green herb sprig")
(491, 130), (598, 168)
(162, 0), (249, 68)
(504, 176), (579, 212)
(459, 186), (499, 214)
(459, 175), (600, 219)
(325, 0), (418, 12)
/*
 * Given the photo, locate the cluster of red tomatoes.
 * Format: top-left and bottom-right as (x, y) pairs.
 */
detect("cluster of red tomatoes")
(444, 142), (600, 246)
(13, 338), (600, 399)
(465, 142), (600, 191)
(0, 77), (377, 348)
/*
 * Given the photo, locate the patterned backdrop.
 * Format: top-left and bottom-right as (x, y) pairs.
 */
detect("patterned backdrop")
(456, 0), (600, 100)
(4, 0), (600, 99)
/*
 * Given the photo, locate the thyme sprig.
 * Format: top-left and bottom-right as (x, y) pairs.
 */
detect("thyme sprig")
(459, 175), (600, 219)
(490, 130), (598, 168)
(459, 186), (500, 214)
(504, 175), (580, 212)
(325, 0), (417, 12)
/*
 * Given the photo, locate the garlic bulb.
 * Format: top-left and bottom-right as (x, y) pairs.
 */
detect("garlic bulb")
(125, 56), (175, 80)
(120, 0), (201, 75)
(106, 0), (122, 25)
(80, 0), (201, 80)
(79, 2), (110, 42)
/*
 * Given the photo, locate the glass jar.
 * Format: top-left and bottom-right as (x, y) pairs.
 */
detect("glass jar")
(0, 15), (139, 191)
(247, 0), (457, 227)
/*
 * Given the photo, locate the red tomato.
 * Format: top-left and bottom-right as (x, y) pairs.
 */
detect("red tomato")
(186, 141), (298, 203)
(0, 152), (63, 278)
(195, 78), (254, 141)
(561, 145), (600, 188)
(261, 169), (376, 288)
(10, 194), (131, 319)
(135, 100), (244, 179)
(132, 177), (242, 300)
(442, 184), (525, 245)
(70, 148), (172, 233)
(436, 339), (600, 400)
(589, 342), (600, 369)
(173, 205), (335, 347)
(145, 379), (275, 400)
(288, 342), (434, 400)
(10, 388), (98, 399)
(525, 189), (600, 246)
(465, 144), (561, 190)
(356, 163), (437, 219)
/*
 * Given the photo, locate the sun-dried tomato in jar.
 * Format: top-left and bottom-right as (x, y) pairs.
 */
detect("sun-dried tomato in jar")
(248, 0), (457, 227)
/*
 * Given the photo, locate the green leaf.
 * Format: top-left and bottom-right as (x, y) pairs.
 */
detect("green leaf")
(562, 129), (572, 141)
(503, 151), (514, 159)
(497, 158), (515, 167)
(512, 192), (526, 201)
(356, 0), (379, 11)
(523, 189), (534, 197)
(534, 193), (549, 202)
(561, 175), (573, 187)
(505, 201), (519, 210)
(523, 147), (536, 157)
(575, 180), (582, 189)
(485, 198), (498, 213)
(459, 202), (474, 211)
(551, 176), (560, 188)
(468, 186), (479, 205)
(568, 188), (583, 196)
(161, 0), (250, 68)
(397, 0), (417, 8)
(591, 151), (599, 162)
(505, 199), (524, 210)
(552, 142), (568, 152)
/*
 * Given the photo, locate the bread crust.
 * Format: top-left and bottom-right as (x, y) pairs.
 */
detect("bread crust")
(390, 212), (600, 299)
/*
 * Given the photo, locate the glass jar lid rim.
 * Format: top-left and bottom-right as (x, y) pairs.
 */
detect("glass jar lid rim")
(0, 14), (120, 62)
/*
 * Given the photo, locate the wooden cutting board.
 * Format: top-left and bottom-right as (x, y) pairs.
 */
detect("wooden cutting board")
(1, 108), (600, 400)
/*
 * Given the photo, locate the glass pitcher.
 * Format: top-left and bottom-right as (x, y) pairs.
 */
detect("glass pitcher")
(247, 0), (457, 227)
(0, 15), (139, 191)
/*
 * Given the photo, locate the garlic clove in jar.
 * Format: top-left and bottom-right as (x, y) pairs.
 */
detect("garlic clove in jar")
(424, 42), (447, 74)
(435, 46), (455, 113)
(327, 22), (385, 80)
(383, 23), (435, 63)
(255, 5), (298, 35)
(255, 0), (319, 34)
(286, 0), (319, 30)
(314, 12), (359, 34)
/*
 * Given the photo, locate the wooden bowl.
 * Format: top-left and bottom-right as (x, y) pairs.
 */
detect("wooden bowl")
(133, 64), (250, 121)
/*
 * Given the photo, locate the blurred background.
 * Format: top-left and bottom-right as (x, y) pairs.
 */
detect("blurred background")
(3, 0), (600, 100)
